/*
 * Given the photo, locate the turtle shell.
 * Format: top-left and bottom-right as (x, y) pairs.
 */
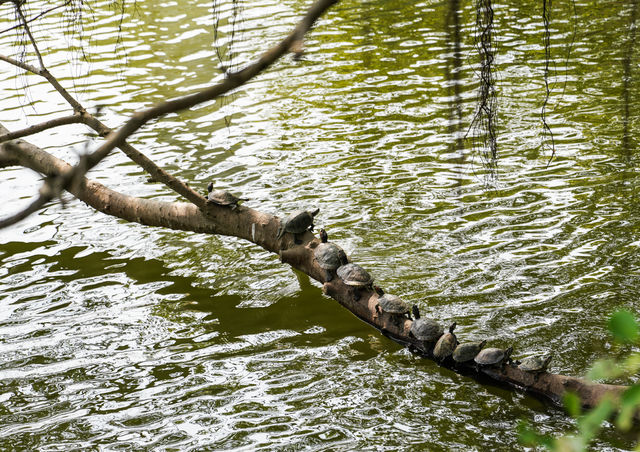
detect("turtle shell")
(452, 340), (486, 363)
(433, 323), (457, 360)
(208, 189), (243, 206)
(378, 294), (411, 315)
(278, 208), (319, 236)
(314, 243), (346, 270)
(474, 346), (512, 366)
(518, 355), (552, 373)
(410, 318), (443, 342)
(336, 263), (373, 287)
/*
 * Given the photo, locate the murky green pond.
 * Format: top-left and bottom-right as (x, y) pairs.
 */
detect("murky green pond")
(2, 0), (640, 449)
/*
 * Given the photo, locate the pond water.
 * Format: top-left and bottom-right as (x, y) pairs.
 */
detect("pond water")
(1, 0), (640, 449)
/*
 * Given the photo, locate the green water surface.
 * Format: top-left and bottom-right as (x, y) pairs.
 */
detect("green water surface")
(1, 0), (640, 449)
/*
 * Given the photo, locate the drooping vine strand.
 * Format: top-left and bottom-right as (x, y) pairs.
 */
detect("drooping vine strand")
(541, 0), (556, 165)
(469, 0), (498, 177)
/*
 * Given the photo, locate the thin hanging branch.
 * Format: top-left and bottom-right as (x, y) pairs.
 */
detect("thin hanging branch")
(541, 0), (556, 165)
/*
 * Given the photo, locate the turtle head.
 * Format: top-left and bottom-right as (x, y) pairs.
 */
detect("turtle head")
(478, 339), (487, 349)
(207, 182), (213, 193)
(310, 208), (320, 217)
(338, 249), (349, 266)
(373, 285), (384, 296)
(505, 346), (514, 360)
(449, 322), (457, 333)
(412, 304), (421, 320)
(319, 228), (328, 243)
(543, 354), (553, 367)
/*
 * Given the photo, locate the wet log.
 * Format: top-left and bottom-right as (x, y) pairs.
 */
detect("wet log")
(281, 234), (629, 412)
(1, 127), (629, 414)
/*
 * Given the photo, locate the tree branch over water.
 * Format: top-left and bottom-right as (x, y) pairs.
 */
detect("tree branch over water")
(0, 123), (629, 414)
(0, 0), (633, 425)
(0, 0), (339, 227)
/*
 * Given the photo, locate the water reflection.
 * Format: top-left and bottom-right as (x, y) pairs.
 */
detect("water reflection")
(445, 0), (465, 160)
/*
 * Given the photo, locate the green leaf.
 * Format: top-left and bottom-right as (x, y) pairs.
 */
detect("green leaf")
(563, 392), (581, 418)
(517, 420), (554, 449)
(622, 353), (640, 375)
(587, 358), (622, 381)
(608, 310), (639, 343)
(616, 385), (640, 431)
(578, 397), (615, 444)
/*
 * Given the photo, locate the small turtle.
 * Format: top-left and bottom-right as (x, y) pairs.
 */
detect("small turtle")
(375, 294), (412, 319)
(433, 322), (458, 361)
(277, 208), (320, 244)
(409, 314), (444, 343)
(452, 340), (487, 364)
(518, 355), (552, 379)
(206, 182), (246, 209)
(474, 346), (513, 370)
(314, 229), (348, 282)
(336, 263), (373, 301)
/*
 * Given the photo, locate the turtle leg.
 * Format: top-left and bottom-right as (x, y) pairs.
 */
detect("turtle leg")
(375, 304), (381, 315)
(324, 269), (333, 282)
(293, 233), (302, 245)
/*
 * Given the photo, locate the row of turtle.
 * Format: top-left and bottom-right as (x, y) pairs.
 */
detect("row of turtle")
(411, 307), (552, 376)
(205, 192), (552, 378)
(273, 204), (553, 378)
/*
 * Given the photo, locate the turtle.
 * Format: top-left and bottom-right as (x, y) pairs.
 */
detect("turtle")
(452, 340), (487, 364)
(518, 354), (552, 381)
(433, 322), (458, 361)
(313, 229), (348, 282)
(474, 346), (513, 371)
(277, 208), (320, 244)
(375, 293), (412, 319)
(336, 263), (373, 301)
(409, 316), (444, 343)
(206, 182), (246, 209)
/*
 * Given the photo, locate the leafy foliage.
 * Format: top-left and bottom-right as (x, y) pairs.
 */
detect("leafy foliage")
(520, 310), (640, 451)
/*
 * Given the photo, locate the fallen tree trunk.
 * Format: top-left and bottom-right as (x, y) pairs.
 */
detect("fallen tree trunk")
(0, 125), (629, 413)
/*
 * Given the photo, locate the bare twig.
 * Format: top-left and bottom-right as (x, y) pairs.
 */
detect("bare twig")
(0, 51), (204, 205)
(0, 0), (338, 224)
(15, 1), (46, 69)
(0, 114), (84, 143)
(79, 0), (338, 190)
(0, 1), (71, 36)
(0, 141), (70, 229)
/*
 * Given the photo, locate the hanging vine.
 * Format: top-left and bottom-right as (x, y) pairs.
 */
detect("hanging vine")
(541, 0), (556, 164)
(470, 0), (498, 176)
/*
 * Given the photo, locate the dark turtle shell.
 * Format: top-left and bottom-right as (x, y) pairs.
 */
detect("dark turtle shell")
(518, 355), (552, 373)
(452, 340), (486, 363)
(378, 294), (411, 315)
(474, 346), (513, 367)
(277, 208), (320, 238)
(410, 317), (443, 342)
(433, 323), (457, 360)
(208, 189), (244, 206)
(206, 183), (245, 207)
(314, 242), (346, 270)
(336, 263), (373, 287)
